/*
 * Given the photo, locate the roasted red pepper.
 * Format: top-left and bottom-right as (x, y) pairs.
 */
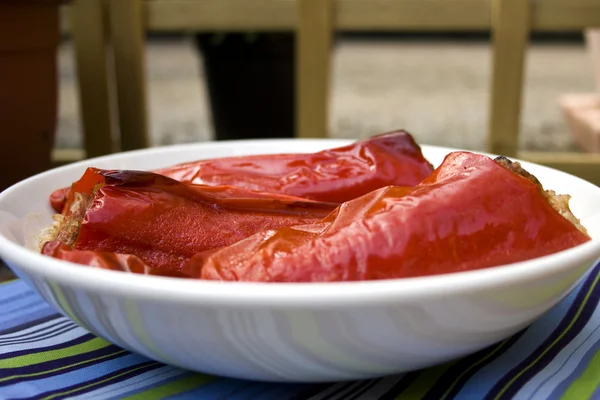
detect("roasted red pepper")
(42, 240), (188, 278)
(49, 131), (432, 213)
(42, 152), (590, 283)
(49, 167), (317, 214)
(152, 130), (434, 203)
(49, 187), (71, 214)
(43, 168), (337, 271)
(189, 152), (591, 282)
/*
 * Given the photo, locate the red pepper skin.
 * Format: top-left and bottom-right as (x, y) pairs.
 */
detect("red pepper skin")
(194, 152), (591, 282)
(50, 168), (106, 214)
(48, 131), (433, 213)
(49, 187), (70, 214)
(154, 130), (434, 203)
(51, 168), (337, 271)
(42, 240), (187, 278)
(49, 168), (315, 214)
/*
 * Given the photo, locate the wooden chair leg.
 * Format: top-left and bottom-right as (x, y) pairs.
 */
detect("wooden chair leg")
(297, 0), (334, 139)
(518, 151), (600, 185)
(71, 0), (116, 158)
(487, 0), (532, 157)
(108, 0), (149, 151)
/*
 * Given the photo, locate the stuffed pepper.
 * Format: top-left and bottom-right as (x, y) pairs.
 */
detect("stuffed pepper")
(41, 168), (337, 271)
(191, 152), (591, 282)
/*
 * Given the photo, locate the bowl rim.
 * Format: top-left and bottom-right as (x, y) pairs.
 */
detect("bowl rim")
(1, 139), (599, 308)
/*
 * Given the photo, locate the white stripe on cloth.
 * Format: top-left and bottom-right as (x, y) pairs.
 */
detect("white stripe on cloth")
(516, 307), (600, 399)
(0, 317), (70, 340)
(0, 326), (89, 354)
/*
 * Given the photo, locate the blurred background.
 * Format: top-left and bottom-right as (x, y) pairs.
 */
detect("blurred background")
(1, 0), (599, 192)
(0, 0), (598, 282)
(56, 31), (595, 151)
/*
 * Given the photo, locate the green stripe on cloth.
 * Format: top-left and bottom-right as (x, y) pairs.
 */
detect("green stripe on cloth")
(41, 362), (159, 400)
(438, 338), (512, 400)
(0, 349), (127, 384)
(1, 260), (600, 400)
(122, 373), (216, 400)
(561, 348), (600, 400)
(396, 361), (457, 399)
(492, 270), (600, 400)
(0, 337), (110, 369)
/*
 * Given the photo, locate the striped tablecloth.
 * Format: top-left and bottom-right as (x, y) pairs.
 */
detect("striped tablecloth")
(1, 261), (600, 400)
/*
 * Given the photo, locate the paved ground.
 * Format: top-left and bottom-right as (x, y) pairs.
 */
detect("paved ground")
(55, 36), (597, 152)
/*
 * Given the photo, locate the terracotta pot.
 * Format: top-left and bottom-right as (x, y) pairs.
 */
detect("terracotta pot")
(0, 1), (63, 191)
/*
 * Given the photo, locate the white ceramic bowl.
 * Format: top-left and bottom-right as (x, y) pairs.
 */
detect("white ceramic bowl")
(1, 140), (599, 383)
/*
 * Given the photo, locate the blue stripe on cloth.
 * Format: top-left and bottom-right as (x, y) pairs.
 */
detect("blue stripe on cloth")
(0, 353), (154, 399)
(420, 331), (525, 400)
(485, 266), (600, 399)
(164, 379), (322, 400)
(254, 383), (334, 400)
(375, 373), (418, 400)
(0, 297), (45, 319)
(75, 367), (185, 400)
(0, 282), (31, 301)
(0, 319), (72, 343)
(112, 372), (200, 400)
(28, 361), (162, 400)
(166, 377), (256, 400)
(0, 260), (599, 400)
(0, 290), (55, 318)
(223, 383), (306, 400)
(0, 323), (77, 347)
(519, 306), (600, 399)
(0, 290), (36, 307)
(544, 325), (600, 399)
(223, 383), (292, 400)
(451, 272), (584, 399)
(211, 381), (318, 400)
(1, 345), (127, 384)
(0, 308), (58, 334)
(0, 332), (96, 362)
(0, 314), (61, 337)
(0, 325), (85, 355)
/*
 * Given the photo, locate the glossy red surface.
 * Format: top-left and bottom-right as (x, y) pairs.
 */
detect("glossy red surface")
(49, 187), (69, 213)
(193, 152), (591, 282)
(155, 130), (434, 203)
(42, 150), (590, 283)
(50, 168), (105, 214)
(49, 131), (432, 213)
(50, 168), (336, 271)
(42, 240), (188, 277)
